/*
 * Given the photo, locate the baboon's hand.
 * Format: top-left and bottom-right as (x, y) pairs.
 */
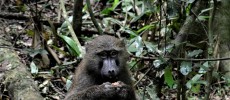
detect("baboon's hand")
(112, 81), (133, 99)
(99, 81), (132, 99)
(98, 82), (121, 97)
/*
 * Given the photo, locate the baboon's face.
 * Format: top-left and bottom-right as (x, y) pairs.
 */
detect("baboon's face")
(85, 35), (129, 81)
(97, 49), (120, 79)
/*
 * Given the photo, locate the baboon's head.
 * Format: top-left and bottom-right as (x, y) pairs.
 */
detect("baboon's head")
(84, 35), (129, 82)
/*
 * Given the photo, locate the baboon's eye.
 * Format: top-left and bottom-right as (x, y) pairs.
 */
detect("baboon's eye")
(99, 51), (107, 58)
(110, 50), (118, 57)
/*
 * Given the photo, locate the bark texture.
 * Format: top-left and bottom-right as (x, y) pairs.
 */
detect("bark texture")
(0, 39), (43, 100)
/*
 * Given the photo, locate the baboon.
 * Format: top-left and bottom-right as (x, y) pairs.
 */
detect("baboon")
(64, 35), (137, 100)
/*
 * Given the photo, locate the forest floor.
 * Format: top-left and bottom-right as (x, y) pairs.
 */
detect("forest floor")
(0, 0), (229, 100)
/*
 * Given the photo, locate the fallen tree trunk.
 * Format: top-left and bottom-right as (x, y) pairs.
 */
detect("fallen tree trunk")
(0, 39), (44, 100)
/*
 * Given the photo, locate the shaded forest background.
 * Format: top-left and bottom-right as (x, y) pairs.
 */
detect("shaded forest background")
(0, 0), (230, 100)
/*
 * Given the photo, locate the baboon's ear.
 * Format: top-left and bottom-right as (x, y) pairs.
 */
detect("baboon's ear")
(118, 38), (126, 47)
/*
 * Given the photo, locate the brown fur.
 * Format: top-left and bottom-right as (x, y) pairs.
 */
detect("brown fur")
(64, 35), (136, 100)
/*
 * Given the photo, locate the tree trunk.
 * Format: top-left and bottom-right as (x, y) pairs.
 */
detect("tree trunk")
(0, 39), (44, 100)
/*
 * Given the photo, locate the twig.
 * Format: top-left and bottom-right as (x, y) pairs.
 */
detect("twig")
(86, 0), (103, 35)
(0, 12), (29, 20)
(50, 82), (65, 97)
(130, 54), (230, 61)
(134, 64), (154, 86)
(59, 0), (83, 56)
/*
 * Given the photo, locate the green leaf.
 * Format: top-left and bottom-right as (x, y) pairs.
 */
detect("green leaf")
(188, 49), (203, 58)
(101, 8), (113, 15)
(25, 29), (34, 37)
(146, 86), (158, 99)
(128, 59), (138, 69)
(186, 62), (210, 89)
(134, 36), (143, 56)
(199, 61), (209, 73)
(60, 16), (73, 29)
(144, 41), (157, 52)
(127, 38), (137, 52)
(187, 0), (195, 3)
(122, 29), (138, 36)
(59, 35), (81, 56)
(191, 84), (200, 93)
(200, 7), (213, 15)
(163, 44), (174, 53)
(186, 74), (203, 89)
(101, 0), (120, 15)
(17, 4), (27, 12)
(164, 66), (175, 88)
(106, 17), (123, 26)
(180, 61), (192, 75)
(208, 47), (213, 55)
(198, 16), (209, 21)
(127, 36), (143, 56)
(30, 61), (38, 74)
(111, 0), (120, 10)
(66, 79), (72, 90)
(122, 5), (133, 12)
(29, 49), (48, 58)
(136, 24), (155, 34)
(153, 60), (162, 68)
(131, 12), (145, 23)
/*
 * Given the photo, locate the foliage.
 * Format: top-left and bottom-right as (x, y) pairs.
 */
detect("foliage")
(4, 0), (230, 99)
